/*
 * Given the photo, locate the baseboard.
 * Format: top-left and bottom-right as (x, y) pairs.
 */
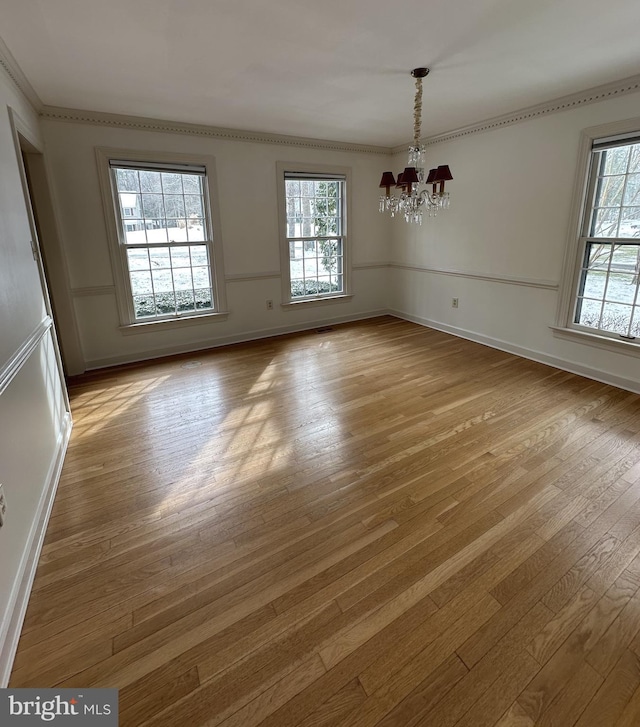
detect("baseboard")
(0, 412), (72, 687)
(85, 309), (389, 370)
(389, 310), (640, 395)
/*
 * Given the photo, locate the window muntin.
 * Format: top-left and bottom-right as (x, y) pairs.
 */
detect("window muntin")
(573, 140), (640, 339)
(110, 163), (215, 320)
(284, 175), (346, 299)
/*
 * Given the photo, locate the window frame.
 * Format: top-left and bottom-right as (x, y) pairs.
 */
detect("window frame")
(276, 161), (352, 307)
(96, 148), (227, 331)
(555, 117), (640, 354)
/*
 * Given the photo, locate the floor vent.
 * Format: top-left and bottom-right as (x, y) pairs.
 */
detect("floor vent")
(181, 361), (202, 369)
(316, 326), (335, 333)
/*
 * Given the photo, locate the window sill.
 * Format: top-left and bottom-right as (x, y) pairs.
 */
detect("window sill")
(119, 311), (229, 335)
(550, 325), (640, 357)
(281, 294), (353, 310)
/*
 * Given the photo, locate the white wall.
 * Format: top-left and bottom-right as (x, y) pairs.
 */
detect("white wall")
(0, 69), (70, 684)
(389, 90), (640, 392)
(41, 120), (392, 371)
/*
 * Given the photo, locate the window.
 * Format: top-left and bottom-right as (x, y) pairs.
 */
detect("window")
(563, 130), (640, 344)
(278, 164), (351, 304)
(97, 150), (226, 328)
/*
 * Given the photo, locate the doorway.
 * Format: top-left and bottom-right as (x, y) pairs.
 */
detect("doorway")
(10, 110), (83, 378)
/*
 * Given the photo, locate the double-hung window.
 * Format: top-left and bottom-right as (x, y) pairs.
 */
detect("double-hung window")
(98, 150), (226, 328)
(569, 134), (640, 341)
(278, 164), (350, 304)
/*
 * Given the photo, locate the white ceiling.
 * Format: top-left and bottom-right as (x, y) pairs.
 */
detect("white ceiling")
(1, 0), (640, 147)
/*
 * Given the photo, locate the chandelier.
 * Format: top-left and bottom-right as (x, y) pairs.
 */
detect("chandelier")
(379, 68), (452, 224)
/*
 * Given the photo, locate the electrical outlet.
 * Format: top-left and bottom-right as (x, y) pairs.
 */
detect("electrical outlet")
(452, 298), (459, 308)
(0, 484), (6, 527)
(266, 299), (274, 310)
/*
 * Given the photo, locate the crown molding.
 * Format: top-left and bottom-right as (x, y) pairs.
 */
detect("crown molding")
(22, 68), (640, 156)
(0, 36), (42, 112)
(40, 106), (392, 156)
(392, 73), (640, 154)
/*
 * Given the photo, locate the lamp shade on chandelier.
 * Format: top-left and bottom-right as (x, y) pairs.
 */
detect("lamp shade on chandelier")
(379, 68), (452, 224)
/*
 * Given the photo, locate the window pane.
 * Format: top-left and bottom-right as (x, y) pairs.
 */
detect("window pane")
(130, 270), (153, 295)
(585, 242), (611, 269)
(304, 279), (319, 295)
(190, 246), (209, 266)
(145, 222), (168, 244)
(123, 222), (147, 245)
(623, 174), (640, 206)
(192, 266), (210, 288)
(591, 207), (619, 237)
(176, 290), (195, 311)
(576, 298), (602, 329)
(149, 247), (171, 268)
(185, 195), (204, 217)
(139, 171), (162, 193)
(187, 219), (206, 241)
(142, 194), (164, 218)
(170, 246), (191, 267)
(304, 257), (318, 278)
(164, 195), (186, 218)
(601, 302), (632, 335)
(602, 147), (630, 175)
(116, 169), (139, 192)
(133, 294), (155, 318)
(155, 292), (176, 315)
(173, 268), (193, 291)
(580, 269), (606, 299)
(620, 208), (640, 237)
(596, 175), (625, 207)
(161, 173), (183, 194)
(152, 268), (173, 293)
(612, 244), (639, 273)
(119, 192), (140, 216)
(605, 272), (636, 304)
(195, 288), (213, 309)
(165, 221), (187, 242)
(290, 279), (305, 297)
(182, 175), (201, 194)
(127, 248), (150, 271)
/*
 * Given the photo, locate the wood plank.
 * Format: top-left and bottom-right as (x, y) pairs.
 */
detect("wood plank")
(536, 660), (603, 727)
(296, 678), (367, 727)
(418, 601), (551, 727)
(516, 574), (639, 722)
(575, 649), (640, 727)
(374, 654), (468, 727)
(587, 580), (640, 677)
(494, 702), (535, 727)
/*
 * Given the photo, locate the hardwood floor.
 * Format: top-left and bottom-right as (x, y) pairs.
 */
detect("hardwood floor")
(10, 315), (640, 726)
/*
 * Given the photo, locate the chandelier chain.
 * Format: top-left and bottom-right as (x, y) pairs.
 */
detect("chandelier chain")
(413, 76), (423, 147)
